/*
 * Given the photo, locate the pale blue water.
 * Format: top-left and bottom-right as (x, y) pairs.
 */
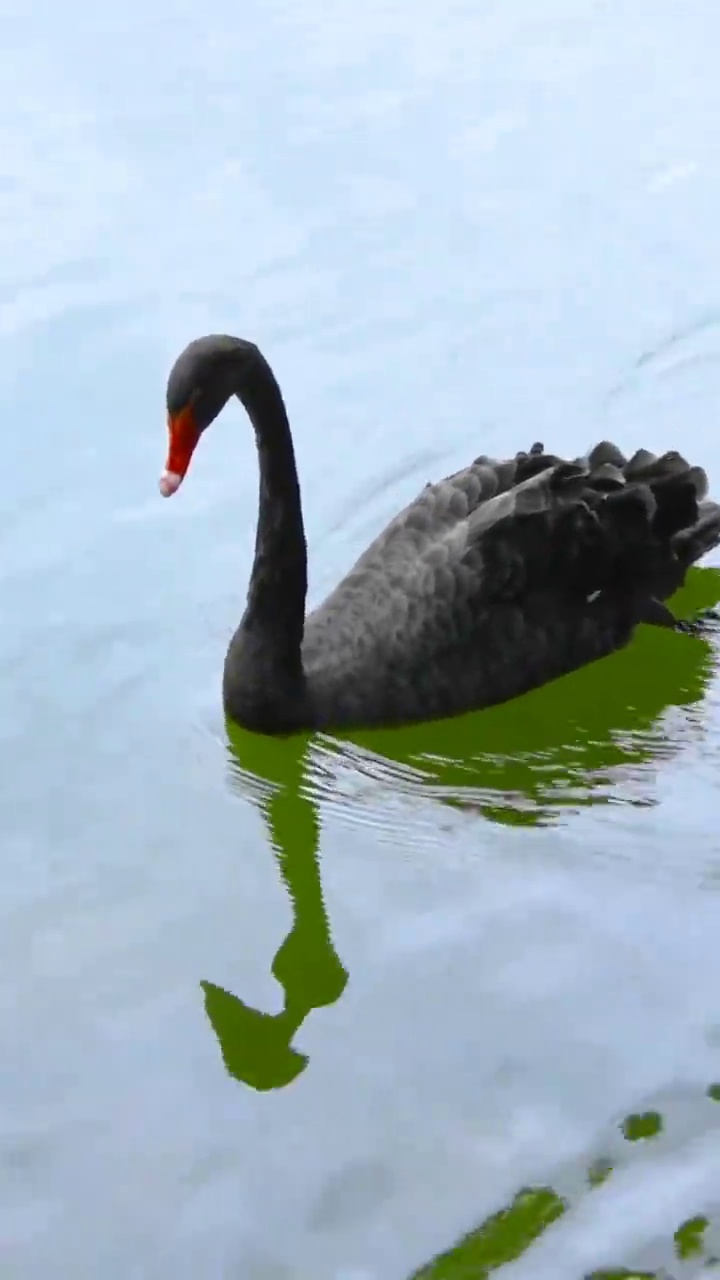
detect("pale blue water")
(3, 2), (720, 1277)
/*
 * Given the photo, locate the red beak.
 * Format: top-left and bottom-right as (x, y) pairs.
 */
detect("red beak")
(160, 404), (201, 497)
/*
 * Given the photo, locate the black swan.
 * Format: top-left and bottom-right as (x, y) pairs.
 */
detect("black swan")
(159, 334), (720, 735)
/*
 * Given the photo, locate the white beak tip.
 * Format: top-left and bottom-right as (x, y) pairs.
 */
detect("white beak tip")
(159, 471), (182, 497)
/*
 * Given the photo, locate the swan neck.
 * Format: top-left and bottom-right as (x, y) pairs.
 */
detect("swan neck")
(235, 352), (308, 662)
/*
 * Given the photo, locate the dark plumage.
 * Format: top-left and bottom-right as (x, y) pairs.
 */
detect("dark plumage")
(160, 335), (720, 735)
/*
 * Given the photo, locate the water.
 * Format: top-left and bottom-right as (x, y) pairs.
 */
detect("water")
(3, 1), (720, 1276)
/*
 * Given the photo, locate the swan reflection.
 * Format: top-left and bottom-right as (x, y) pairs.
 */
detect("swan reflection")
(202, 730), (348, 1092)
(200, 569), (719, 1091)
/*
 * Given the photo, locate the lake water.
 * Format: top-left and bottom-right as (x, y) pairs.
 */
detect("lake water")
(3, 1), (720, 1276)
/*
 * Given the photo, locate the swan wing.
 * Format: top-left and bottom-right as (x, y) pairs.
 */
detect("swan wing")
(304, 442), (720, 723)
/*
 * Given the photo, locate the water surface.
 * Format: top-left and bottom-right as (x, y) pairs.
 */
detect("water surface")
(3, 1), (720, 1276)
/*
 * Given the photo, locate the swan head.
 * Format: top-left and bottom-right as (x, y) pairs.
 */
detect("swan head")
(160, 334), (259, 496)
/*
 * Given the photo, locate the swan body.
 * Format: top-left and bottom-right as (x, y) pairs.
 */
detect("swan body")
(161, 335), (720, 735)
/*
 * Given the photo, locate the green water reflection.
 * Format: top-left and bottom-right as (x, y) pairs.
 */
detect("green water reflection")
(202, 729), (348, 1091)
(408, 1093), (720, 1278)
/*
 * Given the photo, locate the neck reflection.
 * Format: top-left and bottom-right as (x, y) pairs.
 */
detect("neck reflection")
(202, 728), (348, 1092)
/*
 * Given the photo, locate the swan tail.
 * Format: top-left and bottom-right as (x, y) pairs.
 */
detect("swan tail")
(671, 498), (720, 567)
(479, 444), (720, 631)
(583, 450), (720, 625)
